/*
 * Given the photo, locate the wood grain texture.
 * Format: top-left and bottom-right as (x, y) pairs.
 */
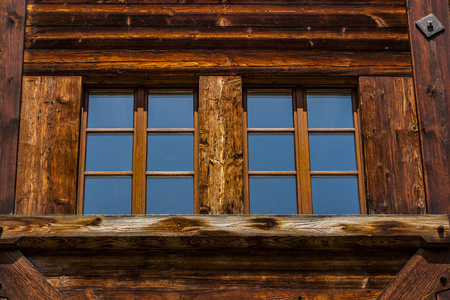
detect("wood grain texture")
(0, 0), (26, 214)
(359, 77), (425, 214)
(23, 50), (412, 76)
(57, 289), (382, 300)
(198, 76), (244, 214)
(406, 0), (450, 214)
(22, 247), (414, 299)
(25, 26), (410, 51)
(26, 4), (407, 28)
(0, 250), (61, 300)
(0, 215), (448, 249)
(15, 76), (82, 215)
(378, 248), (450, 299)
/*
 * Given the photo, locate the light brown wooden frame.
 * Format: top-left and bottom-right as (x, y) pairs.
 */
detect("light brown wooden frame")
(77, 87), (199, 214)
(243, 86), (366, 214)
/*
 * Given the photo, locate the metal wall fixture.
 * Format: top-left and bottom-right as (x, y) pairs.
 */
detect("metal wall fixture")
(416, 13), (445, 39)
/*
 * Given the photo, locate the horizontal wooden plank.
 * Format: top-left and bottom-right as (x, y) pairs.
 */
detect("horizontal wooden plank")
(24, 248), (408, 290)
(23, 50), (412, 76)
(27, 4), (407, 28)
(0, 215), (448, 249)
(27, 0), (408, 5)
(58, 288), (383, 300)
(25, 26), (409, 51)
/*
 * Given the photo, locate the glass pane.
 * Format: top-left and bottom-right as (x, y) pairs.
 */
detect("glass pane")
(250, 176), (297, 214)
(88, 91), (134, 129)
(311, 176), (360, 214)
(147, 134), (193, 171)
(248, 133), (295, 171)
(307, 91), (353, 129)
(247, 91), (293, 128)
(86, 133), (133, 171)
(84, 177), (131, 214)
(309, 133), (357, 171)
(148, 91), (194, 128)
(147, 177), (193, 214)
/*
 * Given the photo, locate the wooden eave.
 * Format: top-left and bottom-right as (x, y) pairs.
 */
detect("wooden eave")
(0, 215), (449, 250)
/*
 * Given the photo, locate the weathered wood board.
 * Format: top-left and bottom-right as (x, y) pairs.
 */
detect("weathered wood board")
(359, 77), (425, 214)
(0, 0), (26, 214)
(15, 76), (82, 215)
(199, 76), (244, 214)
(0, 250), (61, 300)
(406, 0), (450, 214)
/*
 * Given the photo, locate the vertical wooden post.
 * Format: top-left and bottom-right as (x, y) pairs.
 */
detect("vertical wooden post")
(406, 0), (450, 213)
(359, 77), (425, 214)
(0, 0), (26, 214)
(198, 76), (244, 214)
(15, 77), (82, 215)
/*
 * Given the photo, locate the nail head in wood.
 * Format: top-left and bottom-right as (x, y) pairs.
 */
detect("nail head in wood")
(416, 14), (445, 39)
(441, 275), (447, 286)
(438, 225), (445, 233)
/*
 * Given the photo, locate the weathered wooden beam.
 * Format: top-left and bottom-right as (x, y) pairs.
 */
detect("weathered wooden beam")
(25, 27), (410, 51)
(23, 50), (412, 76)
(199, 76), (244, 214)
(0, 249), (61, 300)
(0, 0), (26, 214)
(26, 4), (407, 28)
(26, 0), (409, 5)
(359, 77), (425, 214)
(378, 248), (450, 299)
(0, 215), (448, 250)
(406, 0), (450, 213)
(15, 76), (82, 215)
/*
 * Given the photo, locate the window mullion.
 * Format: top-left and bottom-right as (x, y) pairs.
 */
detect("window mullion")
(132, 87), (148, 214)
(296, 87), (313, 214)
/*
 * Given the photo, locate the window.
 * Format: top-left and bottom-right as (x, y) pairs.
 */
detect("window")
(77, 88), (198, 214)
(243, 87), (365, 214)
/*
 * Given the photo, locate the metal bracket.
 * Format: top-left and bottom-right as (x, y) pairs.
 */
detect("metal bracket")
(416, 14), (445, 39)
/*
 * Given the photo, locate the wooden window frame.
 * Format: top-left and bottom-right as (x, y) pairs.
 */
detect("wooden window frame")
(77, 86), (199, 215)
(243, 85), (366, 214)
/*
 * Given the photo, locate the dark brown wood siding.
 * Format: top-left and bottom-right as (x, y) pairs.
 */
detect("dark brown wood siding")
(0, 0), (26, 214)
(406, 0), (450, 214)
(15, 76), (82, 215)
(359, 76), (425, 214)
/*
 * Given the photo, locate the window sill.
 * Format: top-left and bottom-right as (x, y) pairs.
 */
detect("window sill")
(0, 215), (448, 250)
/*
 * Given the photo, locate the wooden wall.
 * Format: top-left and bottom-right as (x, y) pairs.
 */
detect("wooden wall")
(23, 0), (413, 76)
(0, 0), (26, 214)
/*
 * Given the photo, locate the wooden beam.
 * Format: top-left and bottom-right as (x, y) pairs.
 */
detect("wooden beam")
(0, 215), (448, 250)
(359, 77), (425, 214)
(406, 0), (450, 213)
(0, 0), (26, 214)
(378, 248), (450, 299)
(198, 76), (244, 214)
(23, 50), (413, 76)
(0, 249), (61, 300)
(15, 76), (82, 215)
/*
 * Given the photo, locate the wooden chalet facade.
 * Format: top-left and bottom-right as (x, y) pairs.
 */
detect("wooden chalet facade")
(0, 0), (449, 299)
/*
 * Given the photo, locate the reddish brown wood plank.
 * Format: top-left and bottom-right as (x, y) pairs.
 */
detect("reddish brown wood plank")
(58, 288), (382, 300)
(23, 248), (412, 297)
(198, 76), (244, 214)
(378, 248), (450, 299)
(23, 50), (412, 76)
(0, 250), (61, 300)
(15, 76), (82, 215)
(25, 26), (410, 51)
(359, 77), (425, 214)
(26, 4), (407, 28)
(406, 0), (450, 214)
(27, 0), (408, 5)
(0, 0), (26, 214)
